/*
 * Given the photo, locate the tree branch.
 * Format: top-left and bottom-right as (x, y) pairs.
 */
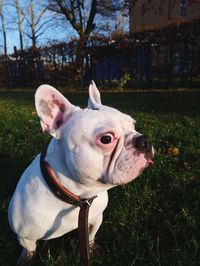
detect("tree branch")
(35, 18), (54, 34)
(35, 6), (48, 27)
(85, 0), (97, 36)
(48, 0), (83, 35)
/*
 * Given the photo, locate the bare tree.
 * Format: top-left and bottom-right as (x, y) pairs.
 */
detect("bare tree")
(47, 0), (126, 75)
(0, 0), (7, 56)
(18, 0), (54, 48)
(48, 0), (97, 63)
(24, 0), (46, 48)
(14, 0), (25, 52)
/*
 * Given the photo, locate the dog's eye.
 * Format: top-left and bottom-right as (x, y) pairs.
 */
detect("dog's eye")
(100, 134), (113, 144)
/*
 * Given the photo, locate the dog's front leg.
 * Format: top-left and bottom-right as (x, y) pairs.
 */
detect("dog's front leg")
(88, 213), (103, 253)
(17, 237), (37, 265)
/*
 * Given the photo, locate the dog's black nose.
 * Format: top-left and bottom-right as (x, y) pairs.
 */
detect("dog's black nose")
(133, 135), (152, 153)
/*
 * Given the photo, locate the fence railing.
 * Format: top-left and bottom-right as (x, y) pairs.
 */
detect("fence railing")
(1, 20), (200, 89)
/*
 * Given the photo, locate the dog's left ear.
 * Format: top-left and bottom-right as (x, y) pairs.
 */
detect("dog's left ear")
(35, 84), (76, 139)
(87, 80), (102, 109)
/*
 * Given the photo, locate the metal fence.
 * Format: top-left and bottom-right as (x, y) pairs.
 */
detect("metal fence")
(0, 19), (200, 89)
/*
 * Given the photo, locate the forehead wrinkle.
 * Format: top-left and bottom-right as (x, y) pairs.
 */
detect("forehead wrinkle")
(92, 121), (121, 137)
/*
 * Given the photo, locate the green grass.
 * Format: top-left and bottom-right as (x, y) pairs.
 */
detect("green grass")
(0, 90), (200, 266)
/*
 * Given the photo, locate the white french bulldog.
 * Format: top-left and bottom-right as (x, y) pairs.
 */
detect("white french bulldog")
(8, 81), (154, 264)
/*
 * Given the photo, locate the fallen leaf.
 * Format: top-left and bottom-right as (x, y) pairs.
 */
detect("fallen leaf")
(168, 147), (179, 156)
(187, 176), (197, 182)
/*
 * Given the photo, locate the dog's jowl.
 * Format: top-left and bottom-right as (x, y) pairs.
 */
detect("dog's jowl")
(8, 81), (154, 264)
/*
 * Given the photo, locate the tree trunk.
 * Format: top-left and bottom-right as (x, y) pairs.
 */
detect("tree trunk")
(3, 29), (7, 56)
(15, 0), (24, 52)
(73, 34), (88, 82)
(0, 1), (7, 57)
(30, 0), (36, 48)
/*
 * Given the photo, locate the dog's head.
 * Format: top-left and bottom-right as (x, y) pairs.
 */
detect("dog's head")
(35, 81), (154, 187)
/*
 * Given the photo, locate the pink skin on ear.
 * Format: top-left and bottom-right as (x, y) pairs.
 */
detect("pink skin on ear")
(38, 94), (66, 133)
(35, 85), (74, 138)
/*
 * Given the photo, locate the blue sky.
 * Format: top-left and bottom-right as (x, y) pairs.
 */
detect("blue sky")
(0, 1), (128, 55)
(0, 1), (78, 54)
(3, 25), (70, 54)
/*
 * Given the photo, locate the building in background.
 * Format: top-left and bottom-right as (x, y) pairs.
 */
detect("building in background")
(129, 0), (200, 33)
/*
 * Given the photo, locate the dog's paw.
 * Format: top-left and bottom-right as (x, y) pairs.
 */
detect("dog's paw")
(89, 242), (102, 257)
(17, 249), (36, 266)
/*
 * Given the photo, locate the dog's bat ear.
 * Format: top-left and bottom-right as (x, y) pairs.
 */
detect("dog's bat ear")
(87, 80), (102, 110)
(35, 84), (77, 139)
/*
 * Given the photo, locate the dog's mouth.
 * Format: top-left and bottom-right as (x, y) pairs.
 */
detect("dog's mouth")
(118, 149), (154, 168)
(138, 152), (154, 176)
(146, 158), (154, 167)
(103, 147), (154, 186)
(144, 149), (154, 167)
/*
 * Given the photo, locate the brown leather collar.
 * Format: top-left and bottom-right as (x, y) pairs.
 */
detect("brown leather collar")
(40, 141), (97, 266)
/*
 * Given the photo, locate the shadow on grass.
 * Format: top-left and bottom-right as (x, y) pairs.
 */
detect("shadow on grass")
(0, 154), (28, 265)
(102, 91), (200, 117)
(0, 90), (200, 117)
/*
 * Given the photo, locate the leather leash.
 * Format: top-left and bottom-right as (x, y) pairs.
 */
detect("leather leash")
(40, 141), (97, 266)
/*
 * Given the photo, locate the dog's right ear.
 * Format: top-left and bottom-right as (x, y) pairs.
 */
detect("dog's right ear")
(35, 84), (76, 139)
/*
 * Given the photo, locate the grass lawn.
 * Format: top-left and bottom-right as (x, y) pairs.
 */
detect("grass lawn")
(0, 89), (200, 266)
